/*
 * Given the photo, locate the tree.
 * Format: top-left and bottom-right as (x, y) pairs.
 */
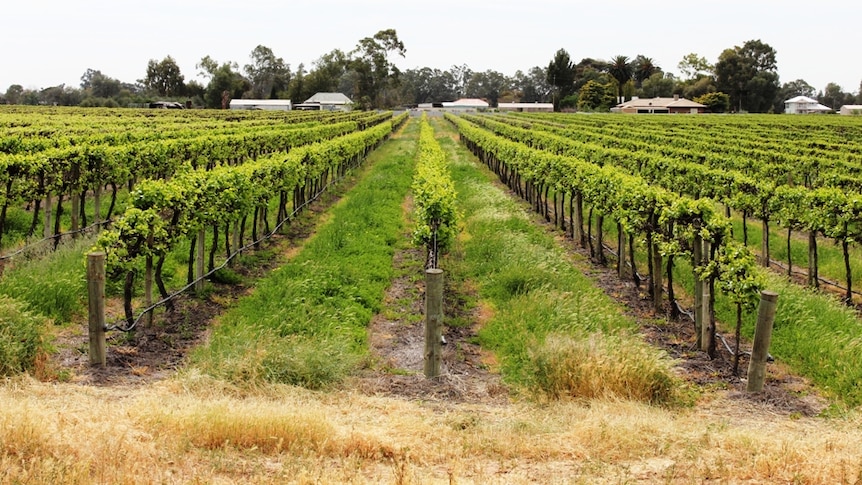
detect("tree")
(715, 39), (780, 112)
(677, 53), (713, 81)
(143, 56), (185, 97)
(515, 66), (551, 103)
(632, 55), (660, 87)
(607, 55), (633, 101)
(546, 48), (575, 109)
(302, 49), (349, 101)
(639, 72), (675, 98)
(449, 64), (472, 99)
(695, 92), (730, 113)
(4, 84), (23, 104)
(577, 80), (616, 111)
(464, 70), (511, 107)
(819, 82), (855, 110)
(573, 58), (610, 92)
(399, 67), (457, 105)
(244, 45), (291, 99)
(196, 56), (248, 108)
(349, 29), (406, 109)
(80, 69), (121, 99)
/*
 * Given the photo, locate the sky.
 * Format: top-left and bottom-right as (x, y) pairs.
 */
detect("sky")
(2, 0), (860, 95)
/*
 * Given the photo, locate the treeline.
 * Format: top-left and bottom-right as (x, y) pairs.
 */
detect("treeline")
(2, 33), (860, 113)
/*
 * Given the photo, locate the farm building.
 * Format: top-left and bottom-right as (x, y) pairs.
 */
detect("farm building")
(229, 99), (292, 111)
(839, 105), (862, 115)
(441, 98), (490, 112)
(498, 102), (554, 112)
(294, 92), (353, 111)
(612, 95), (706, 114)
(784, 96), (832, 114)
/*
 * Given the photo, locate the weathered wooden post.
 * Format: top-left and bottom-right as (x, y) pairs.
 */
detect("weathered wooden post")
(195, 228), (205, 293)
(87, 252), (106, 367)
(424, 268), (444, 378)
(747, 290), (779, 392)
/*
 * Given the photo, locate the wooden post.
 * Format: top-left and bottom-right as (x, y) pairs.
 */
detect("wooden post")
(87, 252), (106, 367)
(761, 219), (770, 268)
(617, 225), (627, 279)
(693, 234), (703, 348)
(424, 268), (444, 378)
(746, 290), (779, 393)
(195, 228), (205, 293)
(144, 255), (154, 326)
(651, 238), (662, 313)
(93, 184), (102, 225)
(808, 231), (818, 288)
(70, 191), (80, 237)
(43, 195), (52, 238)
(701, 240), (712, 353)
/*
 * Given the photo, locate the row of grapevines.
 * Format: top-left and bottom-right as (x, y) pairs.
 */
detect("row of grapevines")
(448, 113), (764, 357)
(412, 115), (458, 269)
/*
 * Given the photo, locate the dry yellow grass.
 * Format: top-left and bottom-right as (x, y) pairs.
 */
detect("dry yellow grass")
(2, 372), (862, 484)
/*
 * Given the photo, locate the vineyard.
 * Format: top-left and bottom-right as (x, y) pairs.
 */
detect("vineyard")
(5, 107), (862, 482)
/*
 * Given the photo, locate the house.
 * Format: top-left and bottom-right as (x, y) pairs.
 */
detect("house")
(612, 95), (706, 114)
(784, 96), (832, 114)
(839, 105), (862, 116)
(498, 102), (554, 113)
(229, 99), (292, 111)
(294, 92), (353, 111)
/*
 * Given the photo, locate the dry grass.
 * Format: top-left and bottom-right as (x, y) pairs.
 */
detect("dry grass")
(3, 374), (862, 484)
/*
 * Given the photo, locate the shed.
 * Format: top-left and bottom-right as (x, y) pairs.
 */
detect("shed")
(498, 102), (554, 112)
(229, 99), (292, 111)
(839, 105), (862, 116)
(298, 92), (353, 111)
(441, 98), (489, 112)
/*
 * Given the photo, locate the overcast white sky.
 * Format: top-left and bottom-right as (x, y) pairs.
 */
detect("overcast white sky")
(2, 0), (859, 95)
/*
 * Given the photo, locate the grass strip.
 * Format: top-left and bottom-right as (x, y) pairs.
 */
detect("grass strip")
(430, 118), (684, 406)
(189, 121), (417, 389)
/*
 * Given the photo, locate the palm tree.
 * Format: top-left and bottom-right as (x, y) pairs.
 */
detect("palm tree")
(633, 55), (659, 88)
(607, 55), (632, 102)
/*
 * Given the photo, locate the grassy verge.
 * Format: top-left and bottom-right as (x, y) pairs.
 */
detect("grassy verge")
(188, 121), (418, 388)
(430, 118), (685, 405)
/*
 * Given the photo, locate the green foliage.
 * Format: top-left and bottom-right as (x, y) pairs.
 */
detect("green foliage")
(411, 115), (459, 262)
(576, 80), (616, 111)
(0, 295), (48, 376)
(694, 92), (730, 113)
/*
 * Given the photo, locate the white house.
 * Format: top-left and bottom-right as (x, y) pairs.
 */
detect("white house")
(229, 99), (292, 111)
(839, 105), (862, 115)
(784, 96), (832, 114)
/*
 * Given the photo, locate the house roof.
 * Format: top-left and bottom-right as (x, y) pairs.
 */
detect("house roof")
(229, 99), (291, 106)
(615, 97), (705, 109)
(444, 98), (490, 107)
(305, 92), (353, 104)
(785, 95), (820, 104)
(498, 102), (554, 109)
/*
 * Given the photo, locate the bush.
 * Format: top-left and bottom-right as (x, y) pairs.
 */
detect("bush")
(0, 295), (48, 376)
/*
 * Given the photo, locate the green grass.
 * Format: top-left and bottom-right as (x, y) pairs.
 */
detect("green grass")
(431, 118), (684, 406)
(0, 236), (95, 323)
(189, 120), (418, 389)
(0, 295), (50, 376)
